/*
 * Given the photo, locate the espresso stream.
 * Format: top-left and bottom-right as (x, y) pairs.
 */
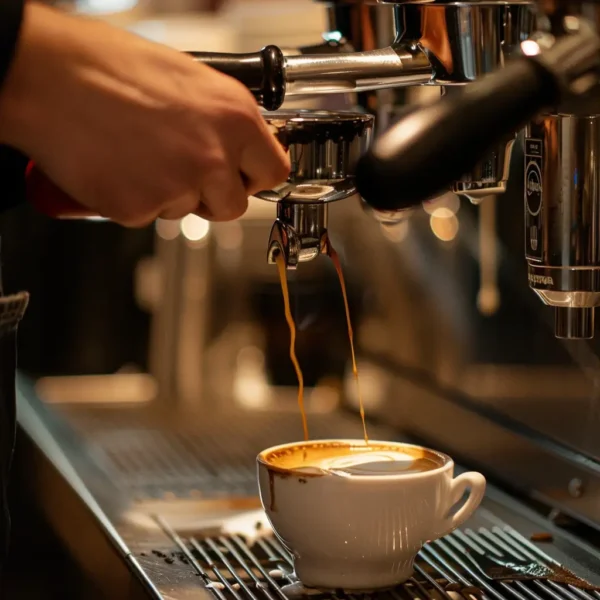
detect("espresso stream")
(275, 253), (308, 440)
(274, 245), (368, 443)
(328, 245), (368, 443)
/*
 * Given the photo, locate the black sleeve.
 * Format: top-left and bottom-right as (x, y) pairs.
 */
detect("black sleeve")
(0, 0), (29, 213)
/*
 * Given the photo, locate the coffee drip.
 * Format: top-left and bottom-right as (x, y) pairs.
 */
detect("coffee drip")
(274, 243), (368, 443)
(328, 246), (368, 444)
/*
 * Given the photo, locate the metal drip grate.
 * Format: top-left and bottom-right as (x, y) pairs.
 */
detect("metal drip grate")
(60, 408), (398, 499)
(151, 516), (600, 600)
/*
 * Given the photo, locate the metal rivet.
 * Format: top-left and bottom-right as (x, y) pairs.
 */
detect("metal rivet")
(568, 478), (584, 498)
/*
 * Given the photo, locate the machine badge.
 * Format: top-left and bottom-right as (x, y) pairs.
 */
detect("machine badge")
(525, 139), (543, 261)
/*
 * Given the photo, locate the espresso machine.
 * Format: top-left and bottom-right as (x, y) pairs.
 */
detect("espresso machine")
(10, 0), (600, 597)
(191, 0), (600, 345)
(123, 0), (537, 411)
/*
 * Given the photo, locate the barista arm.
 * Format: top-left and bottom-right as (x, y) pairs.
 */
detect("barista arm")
(0, 0), (90, 217)
(0, 0), (29, 213)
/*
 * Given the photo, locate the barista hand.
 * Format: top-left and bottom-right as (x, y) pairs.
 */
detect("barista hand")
(0, 3), (290, 226)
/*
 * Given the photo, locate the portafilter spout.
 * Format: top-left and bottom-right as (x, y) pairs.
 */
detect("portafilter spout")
(258, 111), (374, 269)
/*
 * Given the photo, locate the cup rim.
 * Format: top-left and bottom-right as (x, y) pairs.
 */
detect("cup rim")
(257, 439), (453, 480)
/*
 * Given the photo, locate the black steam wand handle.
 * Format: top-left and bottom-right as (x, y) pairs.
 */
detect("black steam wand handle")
(187, 45), (286, 111)
(355, 57), (563, 211)
(355, 12), (600, 213)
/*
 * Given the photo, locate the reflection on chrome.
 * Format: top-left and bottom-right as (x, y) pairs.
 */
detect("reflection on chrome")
(430, 208), (459, 243)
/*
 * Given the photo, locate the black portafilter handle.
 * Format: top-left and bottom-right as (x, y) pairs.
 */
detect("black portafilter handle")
(355, 23), (600, 211)
(187, 45), (286, 111)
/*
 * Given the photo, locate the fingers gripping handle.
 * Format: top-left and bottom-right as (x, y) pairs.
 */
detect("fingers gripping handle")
(443, 472), (486, 533)
(187, 45), (286, 111)
(28, 46), (287, 219)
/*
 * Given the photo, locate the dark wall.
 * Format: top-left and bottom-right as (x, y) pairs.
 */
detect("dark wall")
(0, 203), (154, 376)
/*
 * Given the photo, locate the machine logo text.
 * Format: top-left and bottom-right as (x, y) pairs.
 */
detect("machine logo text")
(528, 273), (554, 286)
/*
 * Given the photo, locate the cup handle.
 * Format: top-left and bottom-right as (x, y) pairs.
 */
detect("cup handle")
(442, 472), (486, 534)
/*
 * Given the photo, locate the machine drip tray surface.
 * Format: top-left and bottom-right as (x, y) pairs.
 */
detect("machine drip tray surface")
(45, 407), (600, 600)
(139, 508), (600, 600)
(57, 408), (396, 500)
(27, 401), (600, 599)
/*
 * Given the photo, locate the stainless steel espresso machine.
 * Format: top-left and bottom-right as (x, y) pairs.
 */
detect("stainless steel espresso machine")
(11, 1), (600, 598)
(192, 0), (600, 343)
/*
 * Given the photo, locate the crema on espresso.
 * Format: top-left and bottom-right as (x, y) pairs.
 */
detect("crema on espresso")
(261, 441), (445, 477)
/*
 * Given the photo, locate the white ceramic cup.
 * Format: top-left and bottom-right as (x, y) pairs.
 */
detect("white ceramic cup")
(257, 439), (486, 591)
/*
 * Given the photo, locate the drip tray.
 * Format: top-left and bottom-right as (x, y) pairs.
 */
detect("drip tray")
(24, 399), (600, 599)
(128, 503), (600, 600)
(57, 408), (398, 501)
